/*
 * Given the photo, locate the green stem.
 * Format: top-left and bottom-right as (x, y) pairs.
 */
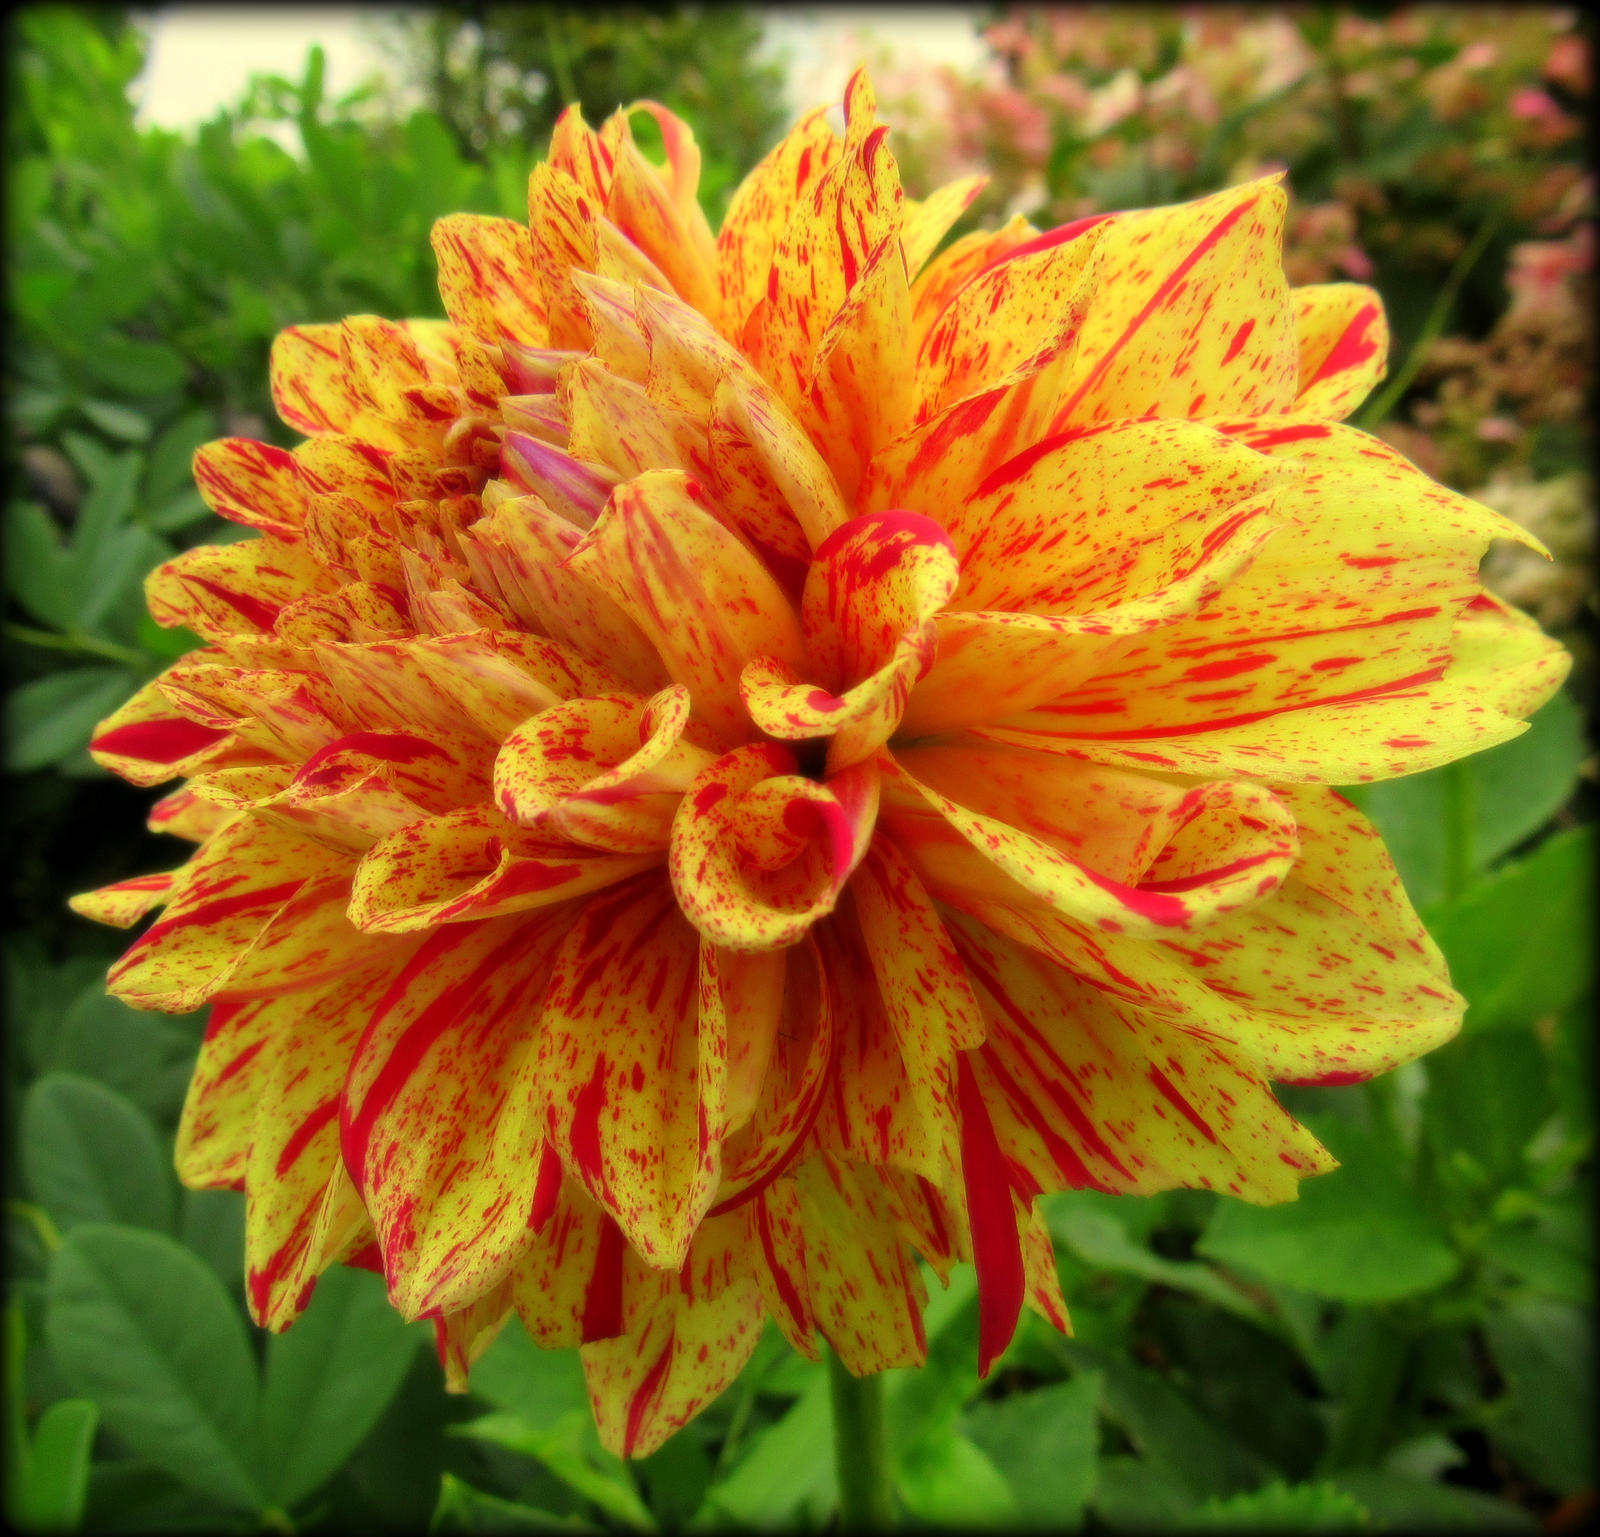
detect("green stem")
(1356, 211), (1503, 431)
(828, 1352), (893, 1531)
(541, 10), (578, 110)
(3, 621), (146, 668)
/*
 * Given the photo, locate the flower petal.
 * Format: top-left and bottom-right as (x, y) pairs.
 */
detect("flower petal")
(348, 804), (656, 933)
(494, 685), (717, 853)
(669, 744), (877, 951)
(431, 213), (548, 345)
(1056, 178), (1300, 426)
(566, 471), (805, 744)
(715, 106), (839, 341)
(537, 877), (721, 1268)
(193, 439), (307, 539)
(951, 914), (1334, 1200)
(1292, 283), (1388, 419)
(340, 911), (578, 1317)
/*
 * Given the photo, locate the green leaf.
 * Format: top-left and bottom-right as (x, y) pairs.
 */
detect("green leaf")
(693, 1369), (834, 1530)
(895, 1422), (1018, 1527)
(452, 1412), (655, 1533)
(963, 1373), (1101, 1527)
(179, 1189), (246, 1294)
(78, 398), (153, 443)
(1331, 1470), (1536, 1531)
(45, 1224), (264, 1513)
(432, 1473), (602, 1532)
(4, 668), (138, 772)
(21, 1073), (175, 1233)
(1483, 1297), (1595, 1496)
(1197, 1115), (1459, 1303)
(469, 1327), (591, 1432)
(40, 984), (199, 1123)
(80, 337), (187, 398)
(1057, 1341), (1271, 1499)
(258, 1263), (422, 1509)
(1423, 1031), (1550, 1184)
(1179, 1480), (1368, 1529)
(15, 1399), (99, 1532)
(5, 500), (78, 628)
(634, 1426), (712, 1530)
(1045, 1192), (1277, 1331)
(1430, 828), (1595, 1033)
(1090, 1455), (1197, 1529)
(77, 524), (168, 632)
(142, 409), (218, 506)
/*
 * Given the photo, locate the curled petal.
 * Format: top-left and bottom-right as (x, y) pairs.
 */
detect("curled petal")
(669, 744), (878, 951)
(348, 804), (656, 933)
(743, 511), (960, 769)
(495, 685), (717, 852)
(498, 432), (619, 526)
(89, 670), (237, 786)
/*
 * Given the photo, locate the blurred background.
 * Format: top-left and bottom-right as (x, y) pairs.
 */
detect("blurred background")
(5, 6), (1594, 1533)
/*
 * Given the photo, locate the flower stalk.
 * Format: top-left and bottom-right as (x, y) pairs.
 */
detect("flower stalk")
(828, 1351), (894, 1531)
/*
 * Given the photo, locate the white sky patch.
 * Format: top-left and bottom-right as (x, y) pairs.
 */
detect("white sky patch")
(133, 6), (393, 128)
(135, 5), (988, 133)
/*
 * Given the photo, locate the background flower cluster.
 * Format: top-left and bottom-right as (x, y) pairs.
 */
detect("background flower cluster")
(5, 7), (1593, 1533)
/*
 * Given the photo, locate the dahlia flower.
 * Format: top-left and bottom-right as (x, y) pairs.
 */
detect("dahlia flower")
(76, 72), (1566, 1457)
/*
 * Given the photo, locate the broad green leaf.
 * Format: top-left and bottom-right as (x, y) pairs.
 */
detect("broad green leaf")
(1045, 1193), (1276, 1332)
(964, 1373), (1101, 1527)
(42, 984), (199, 1123)
(4, 668), (138, 772)
(78, 398), (152, 443)
(22, 1073), (174, 1233)
(452, 1412), (654, 1533)
(258, 1264), (422, 1509)
(896, 1422), (1018, 1527)
(884, 1267), (982, 1460)
(14, 1398), (98, 1532)
(634, 1427), (713, 1530)
(179, 1189), (246, 1294)
(469, 1328), (591, 1432)
(142, 409), (218, 505)
(693, 1370), (834, 1531)
(1179, 1480), (1367, 1529)
(1331, 1470), (1537, 1531)
(46, 1224), (264, 1513)
(5, 500), (78, 628)
(1057, 1341), (1270, 1498)
(1483, 1297), (1595, 1496)
(1431, 828), (1594, 1033)
(432, 1473), (602, 1533)
(1090, 1455), (1197, 1529)
(1198, 1116), (1459, 1303)
(78, 523), (168, 631)
(80, 337), (187, 398)
(1423, 1031), (1549, 1184)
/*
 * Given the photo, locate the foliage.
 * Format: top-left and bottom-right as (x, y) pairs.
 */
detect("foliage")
(381, 5), (788, 219)
(4, 5), (1594, 1533)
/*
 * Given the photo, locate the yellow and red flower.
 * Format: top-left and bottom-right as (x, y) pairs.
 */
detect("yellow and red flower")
(76, 72), (1566, 1456)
